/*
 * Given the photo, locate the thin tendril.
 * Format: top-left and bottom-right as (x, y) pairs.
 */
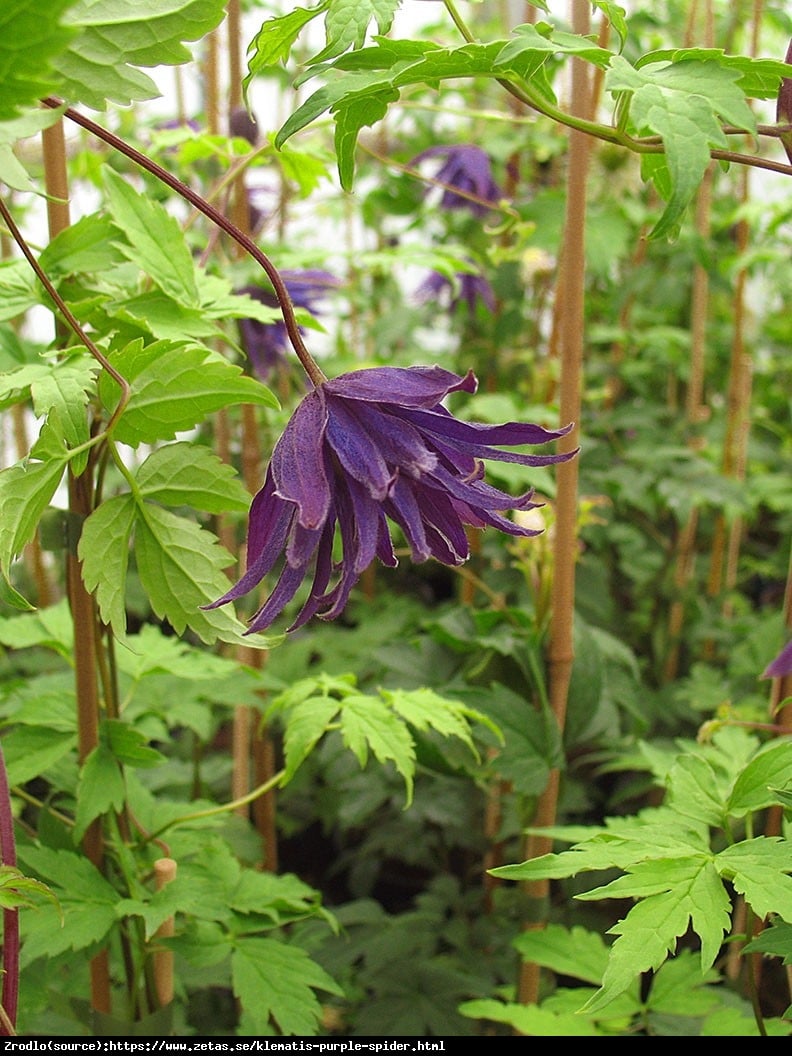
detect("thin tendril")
(41, 97), (327, 388)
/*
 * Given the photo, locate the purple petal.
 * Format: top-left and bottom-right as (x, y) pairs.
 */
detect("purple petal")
(324, 395), (395, 500)
(325, 366), (477, 408)
(349, 402), (438, 477)
(246, 561), (308, 633)
(396, 405), (575, 458)
(384, 476), (431, 561)
(762, 640), (792, 679)
(271, 388), (330, 529)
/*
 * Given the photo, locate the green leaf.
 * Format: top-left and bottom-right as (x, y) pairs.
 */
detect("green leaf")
(383, 686), (496, 759)
(1, 726), (76, 786)
(0, 259), (38, 321)
(0, 423), (70, 583)
(606, 56), (754, 239)
(727, 742), (792, 817)
(335, 85), (398, 189)
(665, 754), (725, 827)
(100, 339), (277, 447)
(55, 0), (227, 110)
(0, 866), (59, 913)
(280, 694), (342, 784)
(339, 694), (416, 804)
(0, 1), (75, 120)
(136, 442), (251, 513)
(133, 502), (275, 648)
(717, 838), (792, 922)
(73, 743), (126, 842)
(39, 213), (127, 277)
(513, 923), (610, 986)
(103, 718), (164, 768)
(313, 0), (400, 64)
(16, 846), (120, 964)
(580, 856), (731, 973)
(245, 3), (329, 93)
(460, 998), (604, 1036)
(494, 22), (614, 79)
(231, 937), (342, 1035)
(103, 168), (200, 306)
(78, 494), (136, 639)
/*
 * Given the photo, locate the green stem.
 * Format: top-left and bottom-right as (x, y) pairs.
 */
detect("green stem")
(146, 769), (286, 843)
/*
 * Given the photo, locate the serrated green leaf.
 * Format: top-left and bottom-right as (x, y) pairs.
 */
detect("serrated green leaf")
(637, 48), (792, 100)
(606, 56), (755, 239)
(0, 260), (39, 321)
(0, 866), (59, 913)
(313, 0), (400, 64)
(133, 503), (275, 648)
(494, 22), (613, 79)
(103, 718), (164, 768)
(335, 85), (398, 190)
(580, 856), (730, 974)
(382, 686), (494, 760)
(245, 3), (329, 95)
(78, 493), (135, 639)
(340, 694), (416, 804)
(0, 596), (73, 655)
(39, 213), (127, 277)
(136, 442), (250, 514)
(460, 998), (603, 1036)
(231, 937), (342, 1036)
(55, 0), (227, 110)
(0, 425), (69, 580)
(73, 743), (126, 842)
(16, 846), (120, 964)
(230, 869), (325, 923)
(0, 1), (75, 120)
(513, 923), (610, 986)
(101, 340), (277, 446)
(103, 168), (200, 306)
(717, 838), (792, 922)
(280, 695), (342, 784)
(743, 921), (792, 963)
(727, 741), (792, 816)
(666, 754), (725, 826)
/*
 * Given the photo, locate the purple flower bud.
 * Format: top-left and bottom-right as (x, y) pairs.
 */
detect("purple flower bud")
(206, 365), (574, 632)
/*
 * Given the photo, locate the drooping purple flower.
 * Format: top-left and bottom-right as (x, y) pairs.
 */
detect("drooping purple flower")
(762, 640), (792, 679)
(410, 145), (502, 216)
(206, 365), (574, 633)
(415, 267), (497, 314)
(237, 270), (339, 378)
(776, 39), (792, 165)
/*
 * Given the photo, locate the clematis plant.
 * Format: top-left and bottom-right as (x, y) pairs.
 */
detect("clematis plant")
(207, 363), (574, 633)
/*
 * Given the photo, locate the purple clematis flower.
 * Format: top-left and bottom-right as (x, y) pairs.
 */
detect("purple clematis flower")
(238, 270), (339, 379)
(415, 267), (497, 313)
(410, 144), (502, 216)
(206, 365), (574, 633)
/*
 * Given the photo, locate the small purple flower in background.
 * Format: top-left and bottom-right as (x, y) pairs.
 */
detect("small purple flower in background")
(777, 40), (792, 165)
(415, 267), (497, 314)
(206, 365), (574, 633)
(410, 145), (502, 216)
(762, 640), (792, 679)
(237, 270), (339, 379)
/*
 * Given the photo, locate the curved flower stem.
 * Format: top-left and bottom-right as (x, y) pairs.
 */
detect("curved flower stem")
(0, 743), (18, 1036)
(0, 197), (131, 435)
(41, 97), (328, 389)
(145, 769), (286, 844)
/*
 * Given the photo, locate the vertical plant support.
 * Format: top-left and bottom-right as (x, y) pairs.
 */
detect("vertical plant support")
(517, 0), (592, 1009)
(40, 116), (112, 1017)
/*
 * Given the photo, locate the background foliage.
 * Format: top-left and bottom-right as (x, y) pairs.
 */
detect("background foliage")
(0, 0), (790, 1039)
